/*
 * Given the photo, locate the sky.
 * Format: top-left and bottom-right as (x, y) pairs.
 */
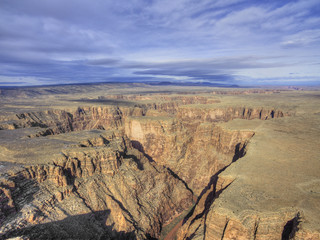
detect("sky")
(0, 0), (319, 86)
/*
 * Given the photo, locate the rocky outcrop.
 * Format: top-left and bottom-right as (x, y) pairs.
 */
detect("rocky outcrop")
(0, 133), (193, 239)
(176, 174), (235, 240)
(125, 115), (254, 196)
(203, 210), (301, 240)
(0, 95), (297, 240)
(176, 172), (303, 240)
(0, 179), (17, 226)
(178, 208), (303, 240)
(0, 102), (288, 134)
(177, 106), (287, 122)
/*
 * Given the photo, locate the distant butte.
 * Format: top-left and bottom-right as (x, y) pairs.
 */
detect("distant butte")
(0, 83), (319, 240)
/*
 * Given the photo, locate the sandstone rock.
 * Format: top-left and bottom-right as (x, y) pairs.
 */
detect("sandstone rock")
(1, 87), (318, 240)
(0, 133), (193, 239)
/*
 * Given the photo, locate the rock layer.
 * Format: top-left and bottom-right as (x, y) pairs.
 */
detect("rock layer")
(1, 88), (318, 240)
(0, 133), (193, 239)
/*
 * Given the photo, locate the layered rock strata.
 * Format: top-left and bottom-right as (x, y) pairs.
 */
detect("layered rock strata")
(1, 94), (309, 240)
(0, 133), (193, 239)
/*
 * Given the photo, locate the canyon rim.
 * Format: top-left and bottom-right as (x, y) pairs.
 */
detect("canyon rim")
(0, 83), (319, 240)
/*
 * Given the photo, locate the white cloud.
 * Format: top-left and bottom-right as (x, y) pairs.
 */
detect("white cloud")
(281, 29), (320, 47)
(0, 0), (319, 86)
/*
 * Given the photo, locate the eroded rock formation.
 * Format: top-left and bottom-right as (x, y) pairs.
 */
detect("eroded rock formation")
(0, 133), (193, 239)
(1, 90), (318, 240)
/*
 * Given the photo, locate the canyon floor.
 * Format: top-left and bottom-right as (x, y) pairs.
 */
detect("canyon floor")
(0, 83), (319, 240)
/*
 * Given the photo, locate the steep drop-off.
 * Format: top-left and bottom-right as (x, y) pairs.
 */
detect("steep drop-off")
(1, 95), (306, 240)
(0, 132), (193, 239)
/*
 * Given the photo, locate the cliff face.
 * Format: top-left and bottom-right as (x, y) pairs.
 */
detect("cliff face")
(3, 93), (316, 240)
(0, 104), (275, 197)
(177, 106), (286, 122)
(0, 104), (287, 133)
(125, 117), (254, 196)
(123, 105), (279, 197)
(0, 133), (193, 239)
(175, 173), (303, 240)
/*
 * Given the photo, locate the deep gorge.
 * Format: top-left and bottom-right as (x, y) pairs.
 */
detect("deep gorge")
(0, 97), (290, 239)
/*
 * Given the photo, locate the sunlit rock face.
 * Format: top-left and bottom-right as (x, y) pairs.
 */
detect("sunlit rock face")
(0, 85), (319, 240)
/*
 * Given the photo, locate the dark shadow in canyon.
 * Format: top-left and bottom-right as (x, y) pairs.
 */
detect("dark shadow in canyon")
(0, 210), (139, 240)
(131, 140), (194, 196)
(124, 154), (144, 170)
(131, 140), (155, 163)
(167, 167), (194, 195)
(182, 140), (250, 226)
(183, 165), (232, 226)
(281, 213), (300, 240)
(232, 142), (248, 162)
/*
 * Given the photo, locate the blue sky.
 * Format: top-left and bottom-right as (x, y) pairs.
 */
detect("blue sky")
(0, 0), (319, 86)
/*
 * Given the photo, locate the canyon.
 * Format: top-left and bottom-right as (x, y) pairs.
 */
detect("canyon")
(0, 83), (319, 240)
